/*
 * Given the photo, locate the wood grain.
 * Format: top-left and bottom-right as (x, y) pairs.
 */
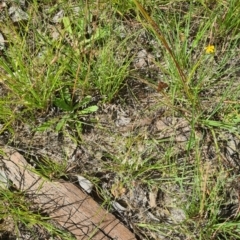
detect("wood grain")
(2, 147), (136, 240)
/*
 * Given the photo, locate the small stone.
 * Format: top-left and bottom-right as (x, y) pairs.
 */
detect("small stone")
(169, 207), (186, 223)
(76, 175), (93, 193)
(0, 32), (5, 50)
(9, 6), (29, 22)
(52, 10), (64, 23)
(112, 201), (127, 212)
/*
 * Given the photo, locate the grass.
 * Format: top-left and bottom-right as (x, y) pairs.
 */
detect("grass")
(0, 186), (75, 239)
(0, 0), (240, 239)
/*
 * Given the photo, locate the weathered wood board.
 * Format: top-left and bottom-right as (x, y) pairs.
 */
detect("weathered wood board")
(1, 148), (136, 240)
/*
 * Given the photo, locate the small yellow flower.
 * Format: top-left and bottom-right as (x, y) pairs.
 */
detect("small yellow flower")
(205, 45), (215, 54)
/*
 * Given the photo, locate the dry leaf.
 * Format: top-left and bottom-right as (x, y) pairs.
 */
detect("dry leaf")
(111, 182), (126, 198)
(157, 81), (168, 92)
(149, 191), (157, 208)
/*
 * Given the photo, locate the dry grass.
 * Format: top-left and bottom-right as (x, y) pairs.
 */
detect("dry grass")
(0, 0), (240, 239)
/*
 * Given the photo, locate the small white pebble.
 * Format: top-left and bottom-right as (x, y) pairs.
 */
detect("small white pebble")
(76, 175), (93, 193)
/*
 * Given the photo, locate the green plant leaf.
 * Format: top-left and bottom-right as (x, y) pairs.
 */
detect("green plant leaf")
(62, 17), (73, 36)
(53, 98), (73, 111)
(73, 96), (92, 110)
(78, 105), (98, 115)
(56, 118), (67, 132)
(33, 119), (58, 132)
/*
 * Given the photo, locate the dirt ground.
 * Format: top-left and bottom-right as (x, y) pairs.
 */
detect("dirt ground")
(0, 1), (240, 239)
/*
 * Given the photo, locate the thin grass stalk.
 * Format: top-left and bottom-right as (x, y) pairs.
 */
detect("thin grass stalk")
(132, 0), (197, 108)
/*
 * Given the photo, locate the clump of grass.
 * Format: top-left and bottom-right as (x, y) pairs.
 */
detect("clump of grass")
(90, 40), (131, 102)
(1, 0), (240, 239)
(0, 186), (74, 239)
(129, 0), (240, 239)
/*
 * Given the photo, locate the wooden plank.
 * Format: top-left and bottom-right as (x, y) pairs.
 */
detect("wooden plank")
(2, 148), (136, 240)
